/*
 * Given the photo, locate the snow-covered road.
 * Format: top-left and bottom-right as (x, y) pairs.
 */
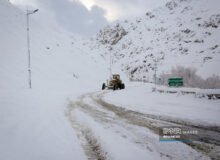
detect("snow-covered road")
(67, 89), (220, 160)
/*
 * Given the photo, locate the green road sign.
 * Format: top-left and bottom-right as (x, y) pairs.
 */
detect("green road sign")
(168, 78), (183, 86)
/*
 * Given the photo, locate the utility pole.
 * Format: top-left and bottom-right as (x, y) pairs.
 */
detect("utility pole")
(154, 59), (158, 90)
(109, 50), (113, 79)
(110, 52), (112, 77)
(26, 8), (38, 89)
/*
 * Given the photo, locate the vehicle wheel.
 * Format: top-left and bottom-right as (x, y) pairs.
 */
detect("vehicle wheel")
(121, 83), (125, 89)
(102, 83), (106, 90)
(113, 84), (117, 90)
(119, 83), (122, 89)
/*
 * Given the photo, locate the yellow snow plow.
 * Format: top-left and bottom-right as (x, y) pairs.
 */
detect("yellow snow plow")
(102, 74), (125, 90)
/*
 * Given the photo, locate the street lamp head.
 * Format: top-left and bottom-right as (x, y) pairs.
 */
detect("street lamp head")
(33, 9), (39, 13)
(27, 9), (39, 15)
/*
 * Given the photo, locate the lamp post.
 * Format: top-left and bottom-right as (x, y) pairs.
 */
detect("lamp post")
(109, 51), (112, 78)
(26, 8), (38, 89)
(153, 58), (158, 91)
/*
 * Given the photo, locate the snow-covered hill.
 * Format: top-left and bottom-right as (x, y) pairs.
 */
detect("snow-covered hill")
(0, 0), (108, 159)
(0, 0), (108, 90)
(89, 0), (220, 81)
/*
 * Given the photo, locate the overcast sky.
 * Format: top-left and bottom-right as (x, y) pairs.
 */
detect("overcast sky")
(10, 0), (166, 36)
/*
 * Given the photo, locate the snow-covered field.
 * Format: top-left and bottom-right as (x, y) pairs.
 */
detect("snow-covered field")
(103, 83), (220, 126)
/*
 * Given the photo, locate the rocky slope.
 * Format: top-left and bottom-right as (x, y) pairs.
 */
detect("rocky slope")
(89, 0), (220, 82)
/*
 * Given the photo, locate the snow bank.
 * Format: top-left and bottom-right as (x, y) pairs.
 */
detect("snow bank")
(103, 83), (220, 126)
(0, 88), (87, 160)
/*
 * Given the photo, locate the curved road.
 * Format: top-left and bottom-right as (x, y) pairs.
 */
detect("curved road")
(66, 91), (220, 160)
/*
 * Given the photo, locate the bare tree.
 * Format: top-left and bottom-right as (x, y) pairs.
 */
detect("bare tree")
(160, 66), (220, 89)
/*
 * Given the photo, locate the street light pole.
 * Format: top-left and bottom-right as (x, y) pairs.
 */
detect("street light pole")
(110, 51), (112, 77)
(154, 59), (158, 90)
(26, 8), (38, 89)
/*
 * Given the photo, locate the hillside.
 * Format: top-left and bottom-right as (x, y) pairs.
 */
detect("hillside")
(89, 0), (220, 82)
(0, 0), (109, 90)
(0, 0), (108, 159)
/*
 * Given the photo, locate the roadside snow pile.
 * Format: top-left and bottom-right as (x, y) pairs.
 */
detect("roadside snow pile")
(103, 83), (220, 126)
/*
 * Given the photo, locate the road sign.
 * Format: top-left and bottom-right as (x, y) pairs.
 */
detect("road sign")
(168, 78), (183, 87)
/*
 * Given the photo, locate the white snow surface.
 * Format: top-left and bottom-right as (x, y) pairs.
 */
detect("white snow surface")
(0, 0), (108, 159)
(68, 92), (210, 160)
(71, 109), (160, 160)
(1, 0), (220, 159)
(103, 83), (220, 126)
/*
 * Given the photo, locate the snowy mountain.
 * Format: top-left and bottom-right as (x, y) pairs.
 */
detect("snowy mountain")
(89, 0), (220, 81)
(0, 0), (108, 90)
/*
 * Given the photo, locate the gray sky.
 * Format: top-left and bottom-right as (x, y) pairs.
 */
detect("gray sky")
(10, 0), (166, 36)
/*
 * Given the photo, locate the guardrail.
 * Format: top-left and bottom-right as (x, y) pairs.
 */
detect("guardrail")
(156, 89), (220, 99)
